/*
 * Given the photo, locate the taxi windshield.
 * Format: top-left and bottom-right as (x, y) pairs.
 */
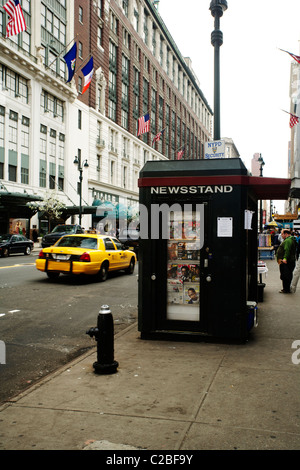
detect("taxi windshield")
(56, 236), (98, 249)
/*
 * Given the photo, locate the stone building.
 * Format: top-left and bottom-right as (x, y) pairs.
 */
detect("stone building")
(0, 0), (212, 235)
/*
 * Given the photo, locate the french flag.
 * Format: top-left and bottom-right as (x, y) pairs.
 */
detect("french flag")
(81, 57), (94, 94)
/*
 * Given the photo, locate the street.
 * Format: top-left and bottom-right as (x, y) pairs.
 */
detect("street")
(0, 252), (138, 404)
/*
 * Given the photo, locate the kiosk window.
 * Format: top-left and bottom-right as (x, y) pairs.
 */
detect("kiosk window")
(166, 209), (201, 322)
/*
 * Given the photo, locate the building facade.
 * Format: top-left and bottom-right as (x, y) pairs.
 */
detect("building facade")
(288, 46), (300, 216)
(0, 0), (212, 236)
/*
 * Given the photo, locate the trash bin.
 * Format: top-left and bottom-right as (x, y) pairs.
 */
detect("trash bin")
(247, 301), (258, 330)
(257, 283), (265, 302)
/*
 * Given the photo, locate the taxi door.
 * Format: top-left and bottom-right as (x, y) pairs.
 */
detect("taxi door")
(111, 237), (129, 268)
(103, 237), (120, 269)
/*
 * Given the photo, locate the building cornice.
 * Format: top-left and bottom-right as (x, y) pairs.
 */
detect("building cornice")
(0, 38), (77, 102)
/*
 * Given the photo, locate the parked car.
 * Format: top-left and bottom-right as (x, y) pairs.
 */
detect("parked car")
(41, 224), (84, 248)
(36, 234), (136, 281)
(0, 234), (34, 257)
(118, 228), (139, 258)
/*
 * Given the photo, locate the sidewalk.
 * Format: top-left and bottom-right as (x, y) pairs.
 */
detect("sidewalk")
(0, 259), (299, 450)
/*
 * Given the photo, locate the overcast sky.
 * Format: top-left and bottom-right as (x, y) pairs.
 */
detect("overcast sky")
(157, 0), (300, 211)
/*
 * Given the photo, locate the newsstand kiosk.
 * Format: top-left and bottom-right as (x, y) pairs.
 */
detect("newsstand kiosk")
(138, 158), (291, 342)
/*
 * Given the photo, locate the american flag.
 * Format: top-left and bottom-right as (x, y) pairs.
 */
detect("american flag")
(279, 48), (300, 64)
(3, 0), (26, 38)
(286, 51), (300, 64)
(289, 113), (299, 128)
(177, 147), (185, 160)
(152, 128), (165, 146)
(137, 113), (150, 136)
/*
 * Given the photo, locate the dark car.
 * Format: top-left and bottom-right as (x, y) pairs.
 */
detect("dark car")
(0, 234), (34, 257)
(118, 228), (139, 258)
(41, 224), (84, 248)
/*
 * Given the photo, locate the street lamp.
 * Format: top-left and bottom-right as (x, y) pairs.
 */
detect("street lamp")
(73, 154), (89, 225)
(209, 0), (228, 141)
(258, 153), (265, 232)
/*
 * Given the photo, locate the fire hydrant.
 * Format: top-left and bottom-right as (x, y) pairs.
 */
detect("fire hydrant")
(86, 305), (119, 374)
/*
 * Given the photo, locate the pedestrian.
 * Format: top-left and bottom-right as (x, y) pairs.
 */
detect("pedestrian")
(290, 256), (300, 293)
(276, 229), (297, 293)
(295, 230), (300, 260)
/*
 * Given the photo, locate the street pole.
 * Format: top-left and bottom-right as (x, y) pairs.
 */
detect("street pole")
(258, 154), (265, 232)
(79, 167), (83, 225)
(210, 1), (228, 141)
(74, 154), (89, 226)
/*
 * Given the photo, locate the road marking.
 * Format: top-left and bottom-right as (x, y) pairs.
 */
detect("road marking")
(0, 263), (35, 269)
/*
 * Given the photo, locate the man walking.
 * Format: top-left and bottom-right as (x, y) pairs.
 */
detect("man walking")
(276, 229), (297, 293)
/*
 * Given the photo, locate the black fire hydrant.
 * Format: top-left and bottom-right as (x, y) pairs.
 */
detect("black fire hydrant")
(86, 305), (119, 374)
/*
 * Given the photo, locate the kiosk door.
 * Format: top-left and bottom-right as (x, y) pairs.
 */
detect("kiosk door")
(153, 202), (209, 333)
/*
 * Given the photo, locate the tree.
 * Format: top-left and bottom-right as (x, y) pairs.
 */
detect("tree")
(27, 192), (66, 231)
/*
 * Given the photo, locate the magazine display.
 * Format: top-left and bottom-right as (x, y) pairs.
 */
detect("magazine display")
(166, 213), (201, 321)
(166, 241), (201, 320)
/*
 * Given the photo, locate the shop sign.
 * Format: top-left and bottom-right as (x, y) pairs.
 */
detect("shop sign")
(151, 185), (233, 195)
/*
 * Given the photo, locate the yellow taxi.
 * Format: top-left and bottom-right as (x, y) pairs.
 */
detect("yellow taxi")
(36, 233), (136, 281)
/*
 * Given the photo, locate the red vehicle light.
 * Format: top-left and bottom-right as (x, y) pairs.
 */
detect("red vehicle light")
(38, 250), (46, 259)
(79, 252), (91, 262)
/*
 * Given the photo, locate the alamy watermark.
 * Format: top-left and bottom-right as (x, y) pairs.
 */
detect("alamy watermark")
(0, 340), (6, 365)
(96, 202), (204, 247)
(291, 340), (300, 365)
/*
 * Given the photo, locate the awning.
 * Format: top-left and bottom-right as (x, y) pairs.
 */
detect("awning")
(139, 175), (292, 201)
(247, 176), (291, 200)
(61, 206), (98, 219)
(0, 191), (43, 218)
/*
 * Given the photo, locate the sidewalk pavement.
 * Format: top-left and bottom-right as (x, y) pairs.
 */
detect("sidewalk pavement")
(0, 259), (299, 451)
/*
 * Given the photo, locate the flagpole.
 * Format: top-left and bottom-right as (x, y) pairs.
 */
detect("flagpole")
(45, 34), (79, 70)
(73, 51), (95, 75)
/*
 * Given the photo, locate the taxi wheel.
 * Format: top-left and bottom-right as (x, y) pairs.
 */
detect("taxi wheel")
(125, 258), (135, 274)
(98, 262), (108, 282)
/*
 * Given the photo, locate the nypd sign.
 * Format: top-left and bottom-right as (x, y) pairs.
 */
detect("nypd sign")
(205, 140), (225, 159)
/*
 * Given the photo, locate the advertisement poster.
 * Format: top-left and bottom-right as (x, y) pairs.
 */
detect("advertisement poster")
(9, 218), (28, 235)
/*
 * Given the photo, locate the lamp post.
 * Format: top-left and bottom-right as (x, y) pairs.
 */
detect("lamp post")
(209, 0), (228, 141)
(74, 154), (89, 225)
(258, 153), (265, 232)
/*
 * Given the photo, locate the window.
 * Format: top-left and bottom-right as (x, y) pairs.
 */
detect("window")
(110, 160), (115, 185)
(0, 65), (28, 104)
(78, 77), (82, 94)
(2, 0), (31, 53)
(41, 90), (64, 121)
(0, 106), (4, 149)
(41, 2), (66, 75)
(104, 238), (115, 250)
(122, 0), (128, 17)
(97, 26), (102, 48)
(39, 160), (46, 188)
(49, 162), (56, 189)
(122, 165), (127, 188)
(79, 41), (83, 58)
(97, 154), (101, 179)
(78, 109), (82, 129)
(8, 164), (17, 182)
(21, 167), (29, 185)
(9, 111), (18, 152)
(110, 13), (118, 34)
(134, 9), (139, 32)
(79, 6), (83, 23)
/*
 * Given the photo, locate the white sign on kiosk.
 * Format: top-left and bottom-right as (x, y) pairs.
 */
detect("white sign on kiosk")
(204, 140), (225, 159)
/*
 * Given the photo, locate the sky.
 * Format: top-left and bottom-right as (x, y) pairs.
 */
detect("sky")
(157, 0), (300, 212)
